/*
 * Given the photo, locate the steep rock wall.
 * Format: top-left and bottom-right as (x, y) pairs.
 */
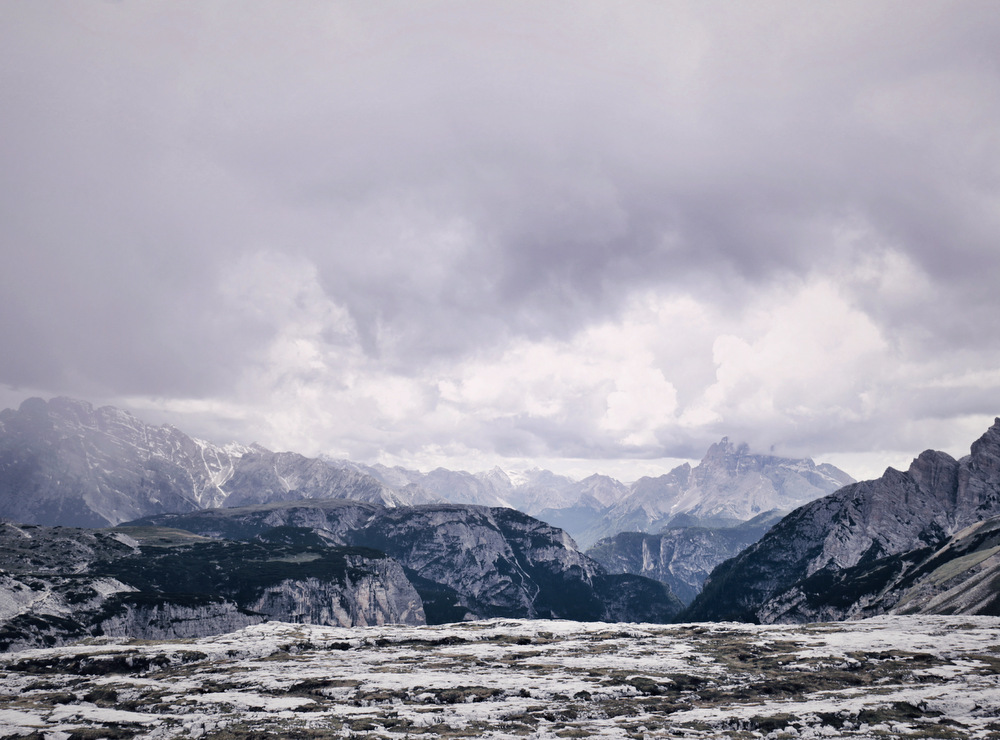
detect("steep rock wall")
(686, 419), (1000, 623)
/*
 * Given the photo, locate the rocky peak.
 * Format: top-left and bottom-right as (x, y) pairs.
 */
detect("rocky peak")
(477, 466), (513, 491)
(906, 450), (960, 501)
(968, 418), (1000, 478)
(577, 474), (629, 507)
(703, 437), (736, 460)
(696, 438), (760, 477)
(685, 417), (1000, 624)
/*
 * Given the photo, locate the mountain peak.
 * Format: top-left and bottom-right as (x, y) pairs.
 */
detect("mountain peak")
(685, 415), (1000, 623)
(478, 466), (512, 489)
(703, 437), (752, 461)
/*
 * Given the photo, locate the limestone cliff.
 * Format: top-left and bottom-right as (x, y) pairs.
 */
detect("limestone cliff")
(0, 522), (424, 651)
(137, 501), (684, 624)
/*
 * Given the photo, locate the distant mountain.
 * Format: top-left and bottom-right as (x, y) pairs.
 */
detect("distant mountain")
(347, 440), (853, 552)
(133, 500), (684, 625)
(327, 462), (633, 515)
(566, 439), (853, 548)
(586, 510), (785, 604)
(351, 463), (514, 508)
(0, 398), (851, 547)
(0, 397), (409, 527)
(503, 468), (583, 513)
(684, 418), (1000, 623)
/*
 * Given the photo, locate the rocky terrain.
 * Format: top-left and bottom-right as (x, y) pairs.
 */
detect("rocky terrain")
(685, 418), (1000, 623)
(586, 511), (784, 604)
(0, 520), (423, 651)
(0, 499), (682, 650)
(2, 615), (999, 739)
(133, 500), (683, 625)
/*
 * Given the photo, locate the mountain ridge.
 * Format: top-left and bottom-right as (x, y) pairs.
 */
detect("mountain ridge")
(0, 396), (853, 541)
(685, 418), (1000, 623)
(130, 500), (684, 625)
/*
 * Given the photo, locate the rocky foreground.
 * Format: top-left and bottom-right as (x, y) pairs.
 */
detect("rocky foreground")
(1, 615), (999, 739)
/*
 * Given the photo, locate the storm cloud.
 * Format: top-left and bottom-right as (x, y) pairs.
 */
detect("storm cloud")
(3, 2), (1000, 480)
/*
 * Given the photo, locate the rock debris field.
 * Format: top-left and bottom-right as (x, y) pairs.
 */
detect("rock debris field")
(1, 615), (1000, 739)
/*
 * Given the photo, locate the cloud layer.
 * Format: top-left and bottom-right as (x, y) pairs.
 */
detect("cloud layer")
(3, 2), (1000, 479)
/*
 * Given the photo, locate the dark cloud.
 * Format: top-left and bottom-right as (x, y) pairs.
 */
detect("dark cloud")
(2, 2), (1000, 478)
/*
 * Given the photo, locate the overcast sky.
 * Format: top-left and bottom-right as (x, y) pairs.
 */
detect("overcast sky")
(2, 2), (1000, 481)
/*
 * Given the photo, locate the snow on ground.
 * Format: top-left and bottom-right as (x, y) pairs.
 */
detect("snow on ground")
(1, 616), (999, 738)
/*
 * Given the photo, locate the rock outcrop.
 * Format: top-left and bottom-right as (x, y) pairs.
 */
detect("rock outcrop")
(0, 521), (424, 650)
(586, 511), (784, 604)
(685, 418), (1000, 623)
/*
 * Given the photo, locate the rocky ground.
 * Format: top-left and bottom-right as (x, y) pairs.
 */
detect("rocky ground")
(1, 615), (999, 739)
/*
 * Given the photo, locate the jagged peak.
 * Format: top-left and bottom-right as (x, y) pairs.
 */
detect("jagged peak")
(705, 437), (734, 457)
(703, 437), (754, 461)
(478, 465), (511, 485)
(49, 396), (96, 413)
(969, 417), (1000, 458)
(581, 472), (618, 484)
(905, 449), (960, 496)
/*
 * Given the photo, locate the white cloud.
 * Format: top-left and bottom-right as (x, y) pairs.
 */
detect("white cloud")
(5, 3), (1000, 482)
(681, 278), (890, 439)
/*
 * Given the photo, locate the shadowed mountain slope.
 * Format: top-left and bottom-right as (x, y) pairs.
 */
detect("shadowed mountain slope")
(133, 500), (683, 625)
(586, 510), (784, 604)
(685, 418), (1000, 623)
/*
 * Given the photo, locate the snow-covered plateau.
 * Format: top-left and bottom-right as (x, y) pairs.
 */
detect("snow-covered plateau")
(1, 615), (999, 739)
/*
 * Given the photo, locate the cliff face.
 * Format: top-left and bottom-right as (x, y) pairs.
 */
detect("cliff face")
(243, 554), (425, 627)
(685, 419), (1000, 624)
(137, 501), (684, 624)
(354, 505), (612, 621)
(95, 599), (266, 643)
(586, 511), (783, 604)
(0, 521), (424, 651)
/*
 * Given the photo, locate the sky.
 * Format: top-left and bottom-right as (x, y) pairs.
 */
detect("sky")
(2, 2), (1000, 482)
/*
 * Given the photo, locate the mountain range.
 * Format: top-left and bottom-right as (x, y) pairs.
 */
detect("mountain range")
(0, 398), (690, 649)
(0, 397), (851, 545)
(3, 395), (1000, 641)
(0, 396), (859, 625)
(0, 498), (681, 650)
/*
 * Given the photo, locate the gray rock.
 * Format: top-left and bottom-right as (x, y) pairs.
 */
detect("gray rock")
(685, 418), (1000, 623)
(0, 520), (425, 650)
(0, 397), (406, 527)
(586, 511), (784, 604)
(137, 501), (684, 624)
